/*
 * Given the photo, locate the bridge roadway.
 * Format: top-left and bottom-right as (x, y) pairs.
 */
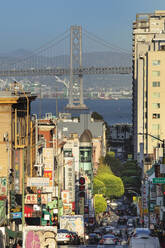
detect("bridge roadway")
(0, 66), (132, 77)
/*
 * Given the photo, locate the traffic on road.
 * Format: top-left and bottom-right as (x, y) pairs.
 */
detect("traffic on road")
(57, 198), (160, 248)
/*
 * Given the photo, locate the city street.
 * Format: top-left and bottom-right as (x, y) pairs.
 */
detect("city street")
(59, 246), (128, 248)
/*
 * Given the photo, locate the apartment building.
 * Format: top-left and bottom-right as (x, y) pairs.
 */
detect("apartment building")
(0, 83), (36, 195)
(133, 10), (165, 162)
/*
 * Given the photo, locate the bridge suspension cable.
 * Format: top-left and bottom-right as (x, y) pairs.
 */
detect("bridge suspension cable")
(83, 28), (131, 54)
(2, 29), (70, 70)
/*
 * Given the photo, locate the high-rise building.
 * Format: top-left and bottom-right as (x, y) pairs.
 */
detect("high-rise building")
(133, 10), (165, 162)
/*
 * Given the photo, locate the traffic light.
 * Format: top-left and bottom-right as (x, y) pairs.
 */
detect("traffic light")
(10, 190), (16, 209)
(37, 190), (41, 205)
(79, 177), (85, 198)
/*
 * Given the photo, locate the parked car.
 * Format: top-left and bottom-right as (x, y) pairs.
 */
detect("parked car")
(57, 229), (72, 245)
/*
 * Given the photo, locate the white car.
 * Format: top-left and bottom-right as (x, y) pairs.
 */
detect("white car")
(129, 236), (160, 248)
(57, 229), (72, 245)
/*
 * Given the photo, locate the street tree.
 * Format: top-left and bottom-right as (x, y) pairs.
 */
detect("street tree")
(93, 178), (106, 195)
(94, 194), (107, 214)
(96, 173), (124, 198)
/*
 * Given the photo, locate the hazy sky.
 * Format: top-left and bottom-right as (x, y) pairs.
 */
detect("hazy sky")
(1, 0), (165, 53)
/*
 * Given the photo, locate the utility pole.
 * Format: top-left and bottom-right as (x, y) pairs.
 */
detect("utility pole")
(148, 179), (151, 229)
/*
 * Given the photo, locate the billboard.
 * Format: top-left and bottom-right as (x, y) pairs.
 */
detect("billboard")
(23, 226), (57, 248)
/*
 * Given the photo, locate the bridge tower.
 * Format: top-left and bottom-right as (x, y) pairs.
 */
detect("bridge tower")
(66, 26), (88, 110)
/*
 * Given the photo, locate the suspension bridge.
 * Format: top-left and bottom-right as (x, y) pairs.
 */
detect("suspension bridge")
(0, 26), (131, 109)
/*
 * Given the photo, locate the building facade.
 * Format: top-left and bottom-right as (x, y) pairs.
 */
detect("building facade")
(0, 85), (36, 196)
(133, 10), (165, 162)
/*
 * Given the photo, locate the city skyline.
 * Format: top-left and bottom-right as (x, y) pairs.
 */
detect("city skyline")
(0, 0), (165, 53)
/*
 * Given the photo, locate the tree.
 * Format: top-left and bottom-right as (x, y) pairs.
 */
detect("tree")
(94, 195), (107, 214)
(91, 112), (104, 121)
(104, 153), (124, 177)
(96, 173), (124, 198)
(93, 178), (106, 195)
(97, 163), (113, 175)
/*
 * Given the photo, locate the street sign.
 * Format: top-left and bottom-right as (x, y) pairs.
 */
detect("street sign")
(152, 178), (165, 184)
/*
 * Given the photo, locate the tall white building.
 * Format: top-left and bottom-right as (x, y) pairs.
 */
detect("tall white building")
(133, 10), (165, 162)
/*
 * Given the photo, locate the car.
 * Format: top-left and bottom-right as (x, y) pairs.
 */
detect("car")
(57, 229), (72, 245)
(97, 245), (124, 248)
(99, 234), (118, 245)
(129, 235), (160, 248)
(88, 233), (99, 244)
(132, 228), (151, 238)
(127, 218), (134, 228)
(105, 225), (115, 233)
(69, 231), (80, 245)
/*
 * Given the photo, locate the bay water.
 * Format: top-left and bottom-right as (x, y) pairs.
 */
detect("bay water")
(31, 98), (132, 125)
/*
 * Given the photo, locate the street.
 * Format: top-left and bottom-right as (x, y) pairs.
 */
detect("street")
(58, 246), (128, 248)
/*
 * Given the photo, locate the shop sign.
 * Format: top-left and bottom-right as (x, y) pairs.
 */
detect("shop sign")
(25, 194), (37, 204)
(41, 194), (48, 204)
(27, 177), (50, 187)
(44, 169), (53, 187)
(0, 178), (7, 196)
(61, 190), (69, 204)
(63, 203), (72, 215)
(10, 212), (22, 219)
(44, 170), (53, 180)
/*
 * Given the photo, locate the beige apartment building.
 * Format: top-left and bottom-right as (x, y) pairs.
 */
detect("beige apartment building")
(133, 10), (165, 162)
(0, 83), (36, 195)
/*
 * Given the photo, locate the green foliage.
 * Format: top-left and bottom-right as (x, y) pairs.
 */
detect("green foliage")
(91, 112), (104, 121)
(121, 169), (140, 177)
(103, 154), (141, 196)
(93, 178), (106, 195)
(97, 163), (112, 175)
(107, 151), (115, 158)
(94, 195), (107, 214)
(104, 154), (124, 177)
(96, 173), (124, 198)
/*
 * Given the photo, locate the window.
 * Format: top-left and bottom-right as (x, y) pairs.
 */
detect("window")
(152, 60), (160, 66)
(152, 81), (160, 87)
(80, 148), (92, 162)
(152, 113), (160, 119)
(152, 124), (160, 131)
(152, 71), (160, 76)
(64, 149), (72, 157)
(152, 103), (160, 109)
(152, 92), (160, 98)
